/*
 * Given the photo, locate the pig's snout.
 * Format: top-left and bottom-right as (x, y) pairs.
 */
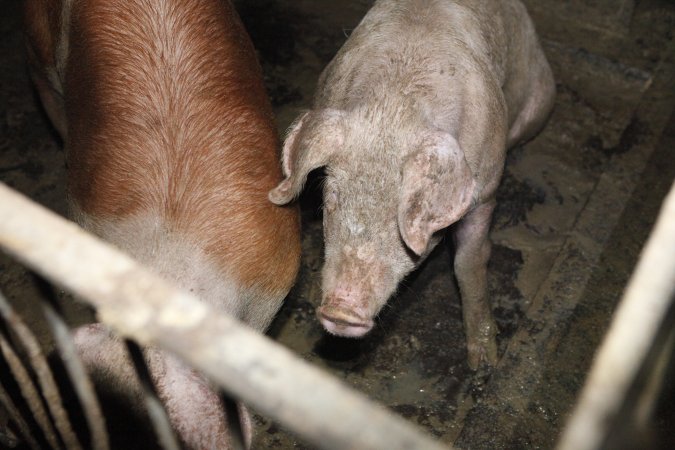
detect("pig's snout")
(317, 303), (374, 338)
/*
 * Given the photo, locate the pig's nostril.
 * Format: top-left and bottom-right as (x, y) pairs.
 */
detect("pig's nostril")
(317, 305), (374, 338)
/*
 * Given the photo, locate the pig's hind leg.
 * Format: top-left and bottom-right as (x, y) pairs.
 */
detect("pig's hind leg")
(452, 200), (499, 370)
(506, 61), (556, 149)
(27, 69), (67, 139)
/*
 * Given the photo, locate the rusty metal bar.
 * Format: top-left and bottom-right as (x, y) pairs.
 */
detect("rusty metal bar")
(558, 182), (675, 450)
(0, 291), (82, 450)
(39, 291), (110, 450)
(0, 320), (62, 449)
(0, 183), (447, 450)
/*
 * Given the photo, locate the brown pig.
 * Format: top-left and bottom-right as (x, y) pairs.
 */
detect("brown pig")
(269, 0), (555, 369)
(24, 0), (300, 447)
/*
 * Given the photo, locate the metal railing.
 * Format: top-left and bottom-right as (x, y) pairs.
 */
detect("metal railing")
(558, 182), (675, 450)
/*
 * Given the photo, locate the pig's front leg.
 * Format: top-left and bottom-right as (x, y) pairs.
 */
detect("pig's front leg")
(453, 200), (498, 369)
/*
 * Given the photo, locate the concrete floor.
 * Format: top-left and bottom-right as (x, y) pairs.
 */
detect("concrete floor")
(1, 0), (674, 449)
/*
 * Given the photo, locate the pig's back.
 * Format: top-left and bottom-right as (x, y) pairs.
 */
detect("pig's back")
(61, 0), (299, 327)
(315, 0), (538, 109)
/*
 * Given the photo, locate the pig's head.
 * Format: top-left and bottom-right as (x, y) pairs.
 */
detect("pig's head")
(269, 109), (476, 337)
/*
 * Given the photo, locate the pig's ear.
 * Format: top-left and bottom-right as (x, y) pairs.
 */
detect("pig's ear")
(269, 109), (345, 205)
(398, 132), (476, 255)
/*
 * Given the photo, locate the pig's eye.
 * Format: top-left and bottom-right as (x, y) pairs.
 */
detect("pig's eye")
(324, 188), (338, 213)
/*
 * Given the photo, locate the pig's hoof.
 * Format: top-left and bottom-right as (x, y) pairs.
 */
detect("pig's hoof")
(467, 324), (498, 370)
(317, 305), (374, 338)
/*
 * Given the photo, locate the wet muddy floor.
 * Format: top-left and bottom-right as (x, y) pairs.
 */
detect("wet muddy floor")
(1, 0), (675, 449)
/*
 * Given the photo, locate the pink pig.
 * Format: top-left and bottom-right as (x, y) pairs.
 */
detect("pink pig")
(270, 0), (555, 369)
